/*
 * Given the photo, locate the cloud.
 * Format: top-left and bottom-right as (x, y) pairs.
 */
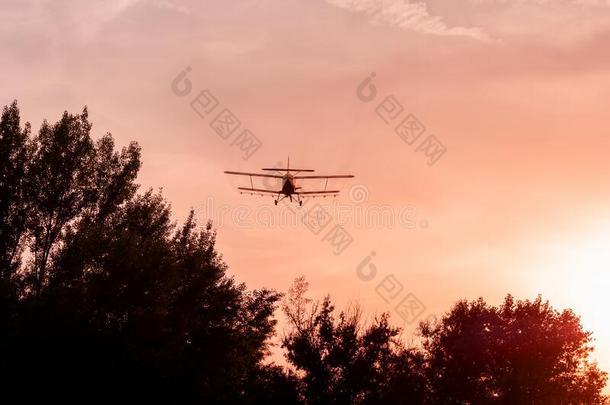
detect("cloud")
(469, 0), (610, 5)
(325, 0), (490, 41)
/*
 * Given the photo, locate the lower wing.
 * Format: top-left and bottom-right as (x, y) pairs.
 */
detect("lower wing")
(238, 187), (280, 195)
(295, 190), (340, 195)
(293, 175), (354, 179)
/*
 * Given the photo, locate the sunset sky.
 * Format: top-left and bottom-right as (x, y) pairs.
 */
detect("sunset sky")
(2, 0), (610, 372)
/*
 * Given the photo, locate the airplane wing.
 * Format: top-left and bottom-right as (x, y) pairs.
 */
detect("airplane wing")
(292, 174), (353, 196)
(225, 171), (284, 179)
(293, 175), (354, 179)
(238, 187), (280, 195)
(262, 168), (314, 172)
(295, 190), (340, 195)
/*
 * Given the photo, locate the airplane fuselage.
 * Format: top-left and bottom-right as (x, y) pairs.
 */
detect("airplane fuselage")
(281, 174), (297, 196)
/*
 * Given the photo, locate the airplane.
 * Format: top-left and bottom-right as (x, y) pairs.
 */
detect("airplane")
(224, 157), (354, 206)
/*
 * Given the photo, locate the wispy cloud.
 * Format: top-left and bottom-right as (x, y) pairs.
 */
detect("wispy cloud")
(325, 0), (490, 41)
(469, 0), (610, 5)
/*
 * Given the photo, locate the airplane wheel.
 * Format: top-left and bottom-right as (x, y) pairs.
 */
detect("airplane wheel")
(299, 201), (303, 206)
(274, 200), (278, 205)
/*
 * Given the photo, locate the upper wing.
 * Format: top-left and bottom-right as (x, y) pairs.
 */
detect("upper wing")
(225, 171), (284, 179)
(262, 168), (314, 172)
(293, 175), (354, 179)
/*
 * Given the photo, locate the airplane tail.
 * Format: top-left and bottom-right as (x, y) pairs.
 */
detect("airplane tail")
(261, 156), (315, 173)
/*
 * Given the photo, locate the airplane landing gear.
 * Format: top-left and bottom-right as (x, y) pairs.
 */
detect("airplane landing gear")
(299, 200), (303, 206)
(274, 200), (278, 205)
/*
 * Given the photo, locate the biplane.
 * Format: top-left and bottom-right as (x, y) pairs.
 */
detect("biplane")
(224, 157), (354, 206)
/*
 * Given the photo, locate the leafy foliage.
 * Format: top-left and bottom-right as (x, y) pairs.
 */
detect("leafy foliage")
(0, 101), (30, 287)
(282, 277), (430, 404)
(0, 102), (607, 404)
(421, 295), (608, 404)
(0, 102), (293, 403)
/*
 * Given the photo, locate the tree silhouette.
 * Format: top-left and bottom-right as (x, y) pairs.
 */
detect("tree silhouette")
(0, 101), (30, 296)
(0, 102), (607, 404)
(281, 277), (429, 404)
(421, 295), (608, 404)
(25, 107), (141, 295)
(0, 102), (295, 403)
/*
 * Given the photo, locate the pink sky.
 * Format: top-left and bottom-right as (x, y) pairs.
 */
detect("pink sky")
(2, 0), (610, 372)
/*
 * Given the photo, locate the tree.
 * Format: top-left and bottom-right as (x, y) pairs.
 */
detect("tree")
(24, 107), (141, 295)
(0, 101), (32, 369)
(0, 101), (30, 287)
(282, 277), (429, 404)
(421, 295), (609, 404)
(0, 102), (294, 403)
(1, 101), (607, 404)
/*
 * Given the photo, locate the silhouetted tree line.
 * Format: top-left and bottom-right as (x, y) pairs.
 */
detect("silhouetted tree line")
(0, 102), (607, 404)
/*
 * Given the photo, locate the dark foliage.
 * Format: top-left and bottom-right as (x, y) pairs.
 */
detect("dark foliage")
(421, 295), (608, 404)
(0, 102), (295, 403)
(0, 102), (607, 404)
(281, 277), (429, 404)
